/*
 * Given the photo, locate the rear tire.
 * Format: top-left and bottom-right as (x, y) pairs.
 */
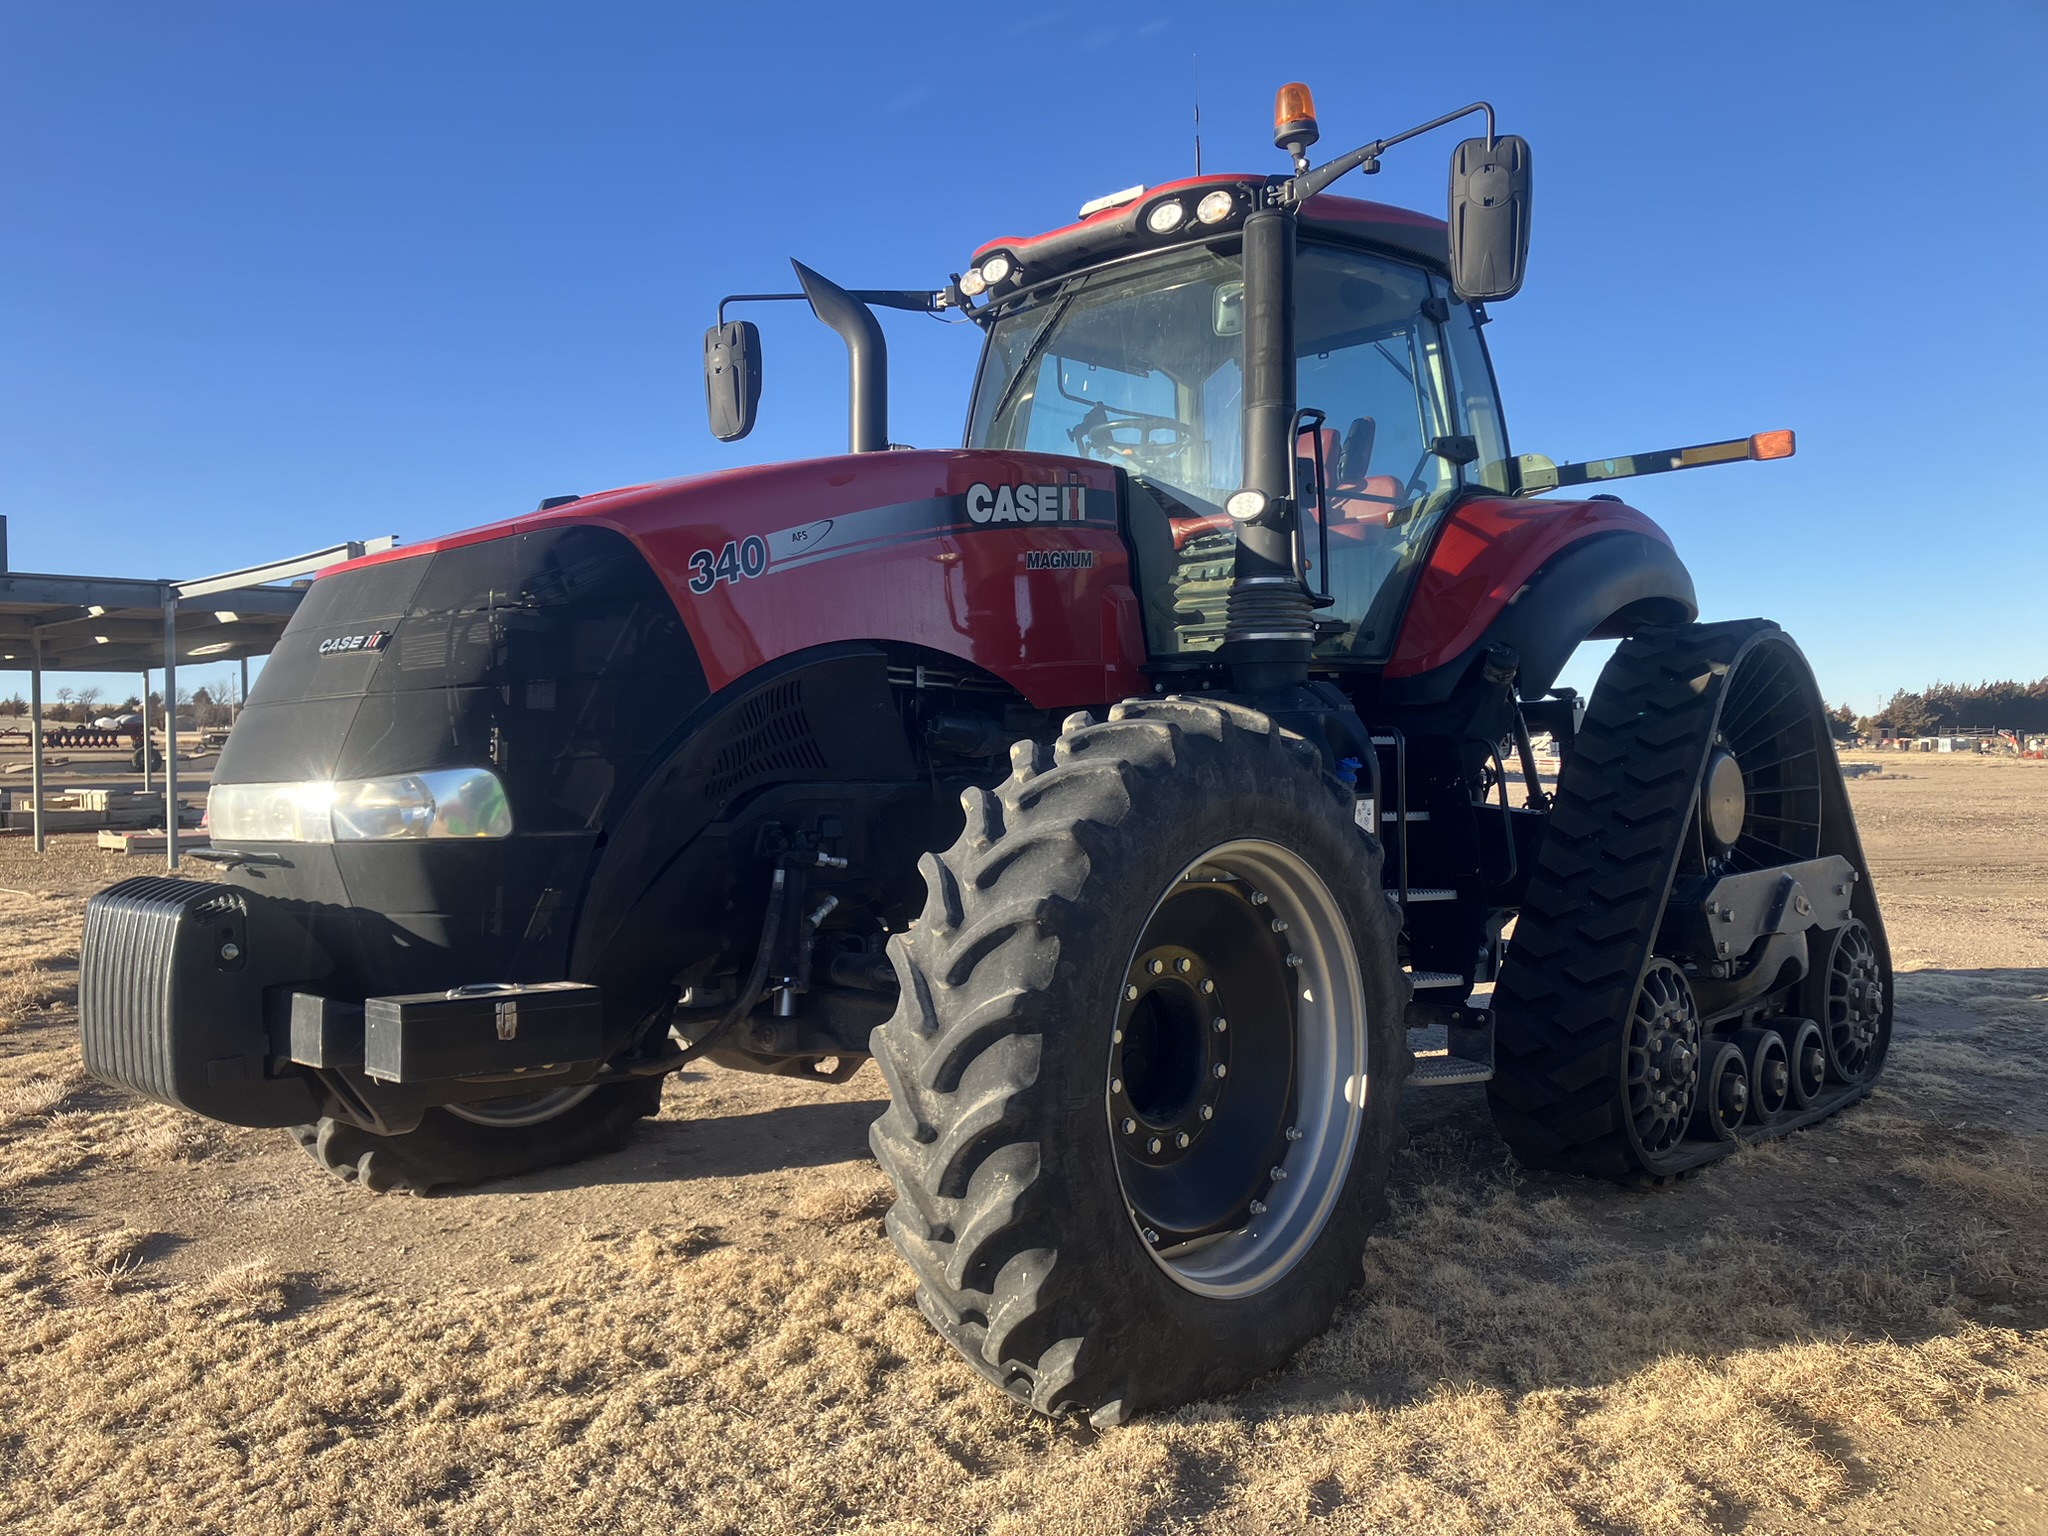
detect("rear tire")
(289, 1077), (663, 1194)
(869, 698), (1408, 1424)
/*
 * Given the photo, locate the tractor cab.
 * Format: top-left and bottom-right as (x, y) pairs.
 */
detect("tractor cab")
(959, 209), (1509, 667)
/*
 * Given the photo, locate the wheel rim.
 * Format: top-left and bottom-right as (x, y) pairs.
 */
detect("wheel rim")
(446, 1083), (598, 1128)
(1701, 640), (1826, 875)
(1627, 960), (1703, 1156)
(1110, 839), (1366, 1299)
(1823, 920), (1884, 1081)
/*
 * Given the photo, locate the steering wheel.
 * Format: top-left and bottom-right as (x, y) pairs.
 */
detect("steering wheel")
(1070, 402), (1196, 465)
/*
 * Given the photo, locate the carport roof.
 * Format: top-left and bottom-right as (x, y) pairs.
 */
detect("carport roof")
(0, 538), (396, 674)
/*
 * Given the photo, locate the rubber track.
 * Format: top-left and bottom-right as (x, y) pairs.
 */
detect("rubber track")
(868, 698), (1408, 1421)
(290, 1076), (663, 1194)
(1489, 619), (1880, 1180)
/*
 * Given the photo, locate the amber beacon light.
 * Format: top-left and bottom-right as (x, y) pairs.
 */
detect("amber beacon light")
(1273, 82), (1320, 156)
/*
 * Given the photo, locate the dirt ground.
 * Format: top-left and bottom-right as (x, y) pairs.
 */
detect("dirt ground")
(1, 751), (2043, 1534)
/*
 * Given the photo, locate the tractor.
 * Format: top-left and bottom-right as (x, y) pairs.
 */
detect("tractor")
(79, 85), (1889, 1426)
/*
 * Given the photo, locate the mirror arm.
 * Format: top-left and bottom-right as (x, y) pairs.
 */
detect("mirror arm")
(717, 289), (942, 326)
(1283, 101), (1496, 204)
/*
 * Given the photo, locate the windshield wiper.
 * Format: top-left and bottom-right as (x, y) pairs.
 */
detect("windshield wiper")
(983, 287), (1082, 440)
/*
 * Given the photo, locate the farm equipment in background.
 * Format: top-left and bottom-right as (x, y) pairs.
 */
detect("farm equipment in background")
(79, 84), (1888, 1425)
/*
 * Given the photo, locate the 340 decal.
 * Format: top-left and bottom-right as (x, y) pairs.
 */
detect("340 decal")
(687, 536), (770, 594)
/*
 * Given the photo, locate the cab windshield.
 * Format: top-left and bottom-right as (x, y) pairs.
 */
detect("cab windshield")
(964, 243), (1507, 663)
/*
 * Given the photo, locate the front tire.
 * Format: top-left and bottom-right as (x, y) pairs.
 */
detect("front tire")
(290, 1077), (663, 1193)
(868, 698), (1408, 1424)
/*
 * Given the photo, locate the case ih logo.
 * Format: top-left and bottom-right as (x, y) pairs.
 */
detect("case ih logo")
(966, 483), (1089, 525)
(317, 630), (391, 657)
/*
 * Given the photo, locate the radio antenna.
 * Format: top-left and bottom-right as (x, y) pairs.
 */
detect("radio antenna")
(1192, 55), (1202, 175)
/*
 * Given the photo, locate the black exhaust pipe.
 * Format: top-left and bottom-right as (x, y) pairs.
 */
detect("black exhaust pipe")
(792, 259), (888, 454)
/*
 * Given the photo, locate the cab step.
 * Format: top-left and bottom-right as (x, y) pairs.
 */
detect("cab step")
(1399, 887), (1457, 904)
(1405, 970), (1466, 989)
(1409, 1055), (1494, 1087)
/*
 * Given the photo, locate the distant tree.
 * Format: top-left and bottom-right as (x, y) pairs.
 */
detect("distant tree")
(2, 693), (23, 719)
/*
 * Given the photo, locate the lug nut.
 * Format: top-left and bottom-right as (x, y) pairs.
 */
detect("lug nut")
(1147, 958), (1165, 975)
(1213, 1063), (1228, 1079)
(1125, 984), (1139, 1001)
(1121, 1118), (1136, 1135)
(1248, 1199), (1267, 1215)
(1109, 1077), (1123, 1095)
(1213, 1017), (1227, 1033)
(1285, 1125), (1302, 1141)
(1147, 1137), (1162, 1154)
(1175, 956), (1192, 973)
(1270, 1166), (1288, 1181)
(1250, 891), (1268, 905)
(1285, 953), (1303, 968)
(1270, 918), (1289, 933)
(1176, 1132), (1190, 1148)
(1113, 1028), (1124, 1044)
(1143, 1227), (1160, 1244)
(1199, 1105), (1214, 1121)
(1199, 978), (1216, 994)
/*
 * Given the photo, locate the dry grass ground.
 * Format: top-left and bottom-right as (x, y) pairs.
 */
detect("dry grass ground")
(1, 754), (2044, 1534)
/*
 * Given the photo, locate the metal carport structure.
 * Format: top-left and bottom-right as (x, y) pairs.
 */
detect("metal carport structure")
(0, 516), (396, 869)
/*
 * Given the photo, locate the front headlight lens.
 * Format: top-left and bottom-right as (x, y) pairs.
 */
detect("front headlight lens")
(210, 768), (513, 842)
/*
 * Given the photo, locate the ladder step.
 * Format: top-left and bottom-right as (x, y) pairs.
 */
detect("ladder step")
(1381, 809), (1430, 822)
(1371, 736), (1399, 746)
(1408, 1054), (1494, 1087)
(1405, 970), (1466, 990)
(1401, 887), (1457, 903)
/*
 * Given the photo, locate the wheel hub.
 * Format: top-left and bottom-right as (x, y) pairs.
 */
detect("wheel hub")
(1825, 920), (1885, 1079)
(1703, 747), (1747, 850)
(1113, 944), (1230, 1165)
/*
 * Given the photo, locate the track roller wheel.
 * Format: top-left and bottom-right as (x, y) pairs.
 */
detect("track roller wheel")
(1735, 1026), (1791, 1120)
(1781, 1018), (1827, 1107)
(868, 698), (1408, 1425)
(1692, 1042), (1749, 1141)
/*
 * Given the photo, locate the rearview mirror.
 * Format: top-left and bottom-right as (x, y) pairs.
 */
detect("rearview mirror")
(704, 320), (762, 441)
(1447, 135), (1532, 302)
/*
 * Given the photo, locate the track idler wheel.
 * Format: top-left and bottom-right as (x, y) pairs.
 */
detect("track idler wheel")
(1735, 1026), (1791, 1120)
(1812, 919), (1885, 1083)
(1692, 1041), (1749, 1141)
(1781, 1018), (1828, 1107)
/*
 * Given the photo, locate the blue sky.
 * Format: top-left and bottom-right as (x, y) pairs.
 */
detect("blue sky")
(3, 1), (2042, 711)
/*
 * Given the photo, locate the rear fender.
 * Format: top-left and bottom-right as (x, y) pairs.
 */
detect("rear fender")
(1384, 519), (1697, 707)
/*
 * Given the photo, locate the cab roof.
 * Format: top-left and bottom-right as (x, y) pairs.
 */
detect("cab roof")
(968, 174), (1448, 292)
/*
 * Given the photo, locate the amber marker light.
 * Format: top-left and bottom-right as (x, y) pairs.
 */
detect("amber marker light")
(1273, 82), (1319, 151)
(1749, 429), (1796, 460)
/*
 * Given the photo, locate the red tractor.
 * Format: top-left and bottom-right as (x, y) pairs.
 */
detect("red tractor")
(80, 86), (1889, 1425)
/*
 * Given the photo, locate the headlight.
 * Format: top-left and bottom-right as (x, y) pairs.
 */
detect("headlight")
(209, 768), (513, 843)
(1146, 199), (1185, 234)
(978, 253), (1013, 286)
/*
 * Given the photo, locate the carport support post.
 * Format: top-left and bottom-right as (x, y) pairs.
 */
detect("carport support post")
(139, 670), (152, 792)
(238, 657), (248, 723)
(29, 637), (45, 854)
(162, 589), (178, 872)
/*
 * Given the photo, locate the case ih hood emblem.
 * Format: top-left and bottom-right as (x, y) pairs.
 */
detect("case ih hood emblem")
(966, 482), (1089, 524)
(316, 630), (391, 657)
